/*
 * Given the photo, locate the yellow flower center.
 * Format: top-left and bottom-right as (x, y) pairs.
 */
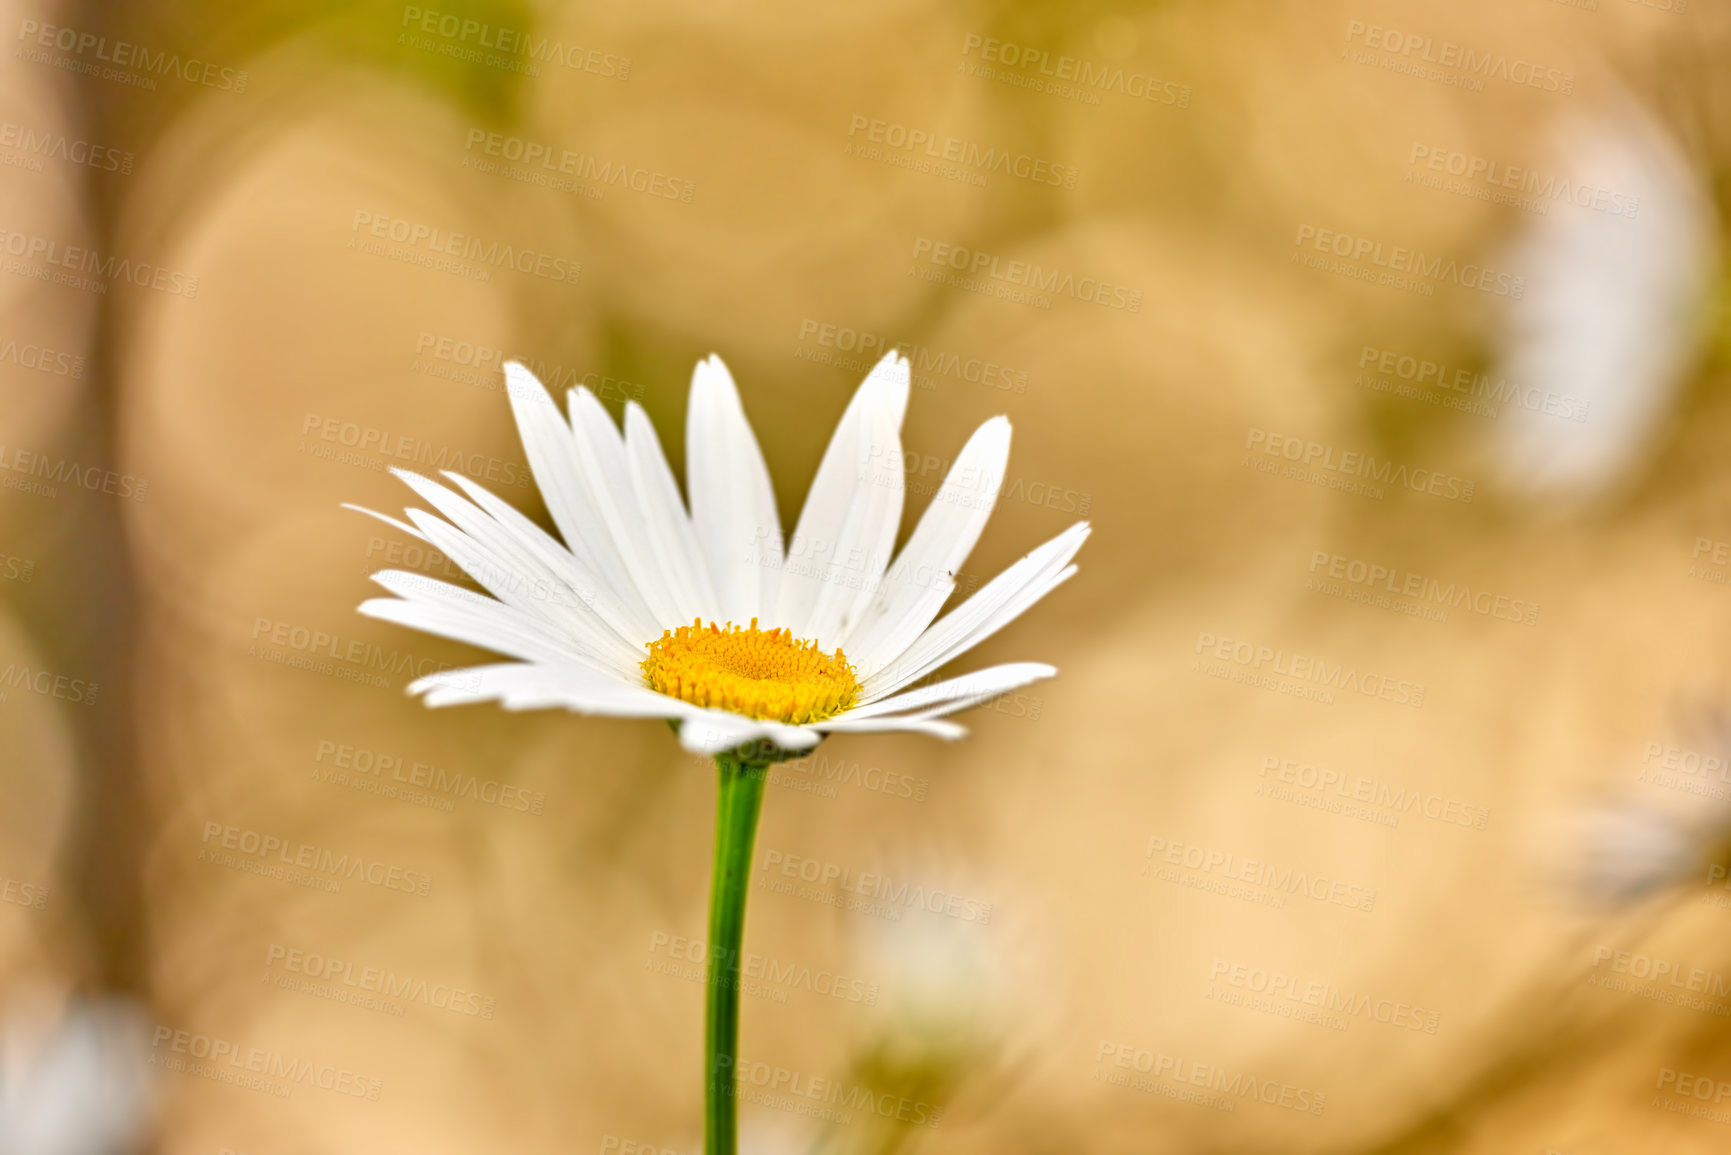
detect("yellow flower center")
(642, 618), (859, 724)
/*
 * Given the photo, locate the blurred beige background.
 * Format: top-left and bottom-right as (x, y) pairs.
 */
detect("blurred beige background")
(4, 0), (1731, 1151)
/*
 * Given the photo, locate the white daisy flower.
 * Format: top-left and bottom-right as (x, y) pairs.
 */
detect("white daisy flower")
(349, 351), (1087, 757)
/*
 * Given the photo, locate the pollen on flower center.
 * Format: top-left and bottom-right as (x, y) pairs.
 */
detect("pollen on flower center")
(641, 618), (859, 724)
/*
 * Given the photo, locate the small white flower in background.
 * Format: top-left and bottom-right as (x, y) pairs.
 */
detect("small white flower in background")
(1492, 96), (1716, 503)
(1551, 704), (1731, 907)
(0, 996), (151, 1155)
(1555, 800), (1709, 906)
(351, 352), (1087, 754)
(862, 911), (999, 1038)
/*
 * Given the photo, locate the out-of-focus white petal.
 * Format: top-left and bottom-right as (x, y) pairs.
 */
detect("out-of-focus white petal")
(0, 996), (152, 1155)
(1492, 99), (1716, 503)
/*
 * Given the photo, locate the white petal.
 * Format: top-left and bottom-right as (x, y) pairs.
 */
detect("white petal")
(371, 568), (499, 609)
(408, 662), (682, 715)
(407, 658), (821, 756)
(800, 381), (904, 646)
(359, 588), (609, 674)
(505, 362), (653, 623)
(433, 469), (652, 653)
(565, 386), (684, 625)
(363, 569), (627, 678)
(623, 401), (717, 624)
(861, 521), (1089, 701)
(398, 507), (644, 675)
(869, 564), (1077, 704)
(390, 470), (647, 668)
(837, 662), (1055, 721)
(776, 352), (909, 635)
(686, 355), (782, 626)
(676, 711), (823, 755)
(392, 468), (596, 615)
(342, 502), (427, 541)
(812, 715), (967, 740)
(861, 349), (912, 428)
(842, 416), (1011, 674)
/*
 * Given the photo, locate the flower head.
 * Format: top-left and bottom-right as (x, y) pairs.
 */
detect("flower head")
(350, 352), (1088, 755)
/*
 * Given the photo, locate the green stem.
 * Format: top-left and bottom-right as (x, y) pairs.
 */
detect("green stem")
(706, 754), (768, 1155)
